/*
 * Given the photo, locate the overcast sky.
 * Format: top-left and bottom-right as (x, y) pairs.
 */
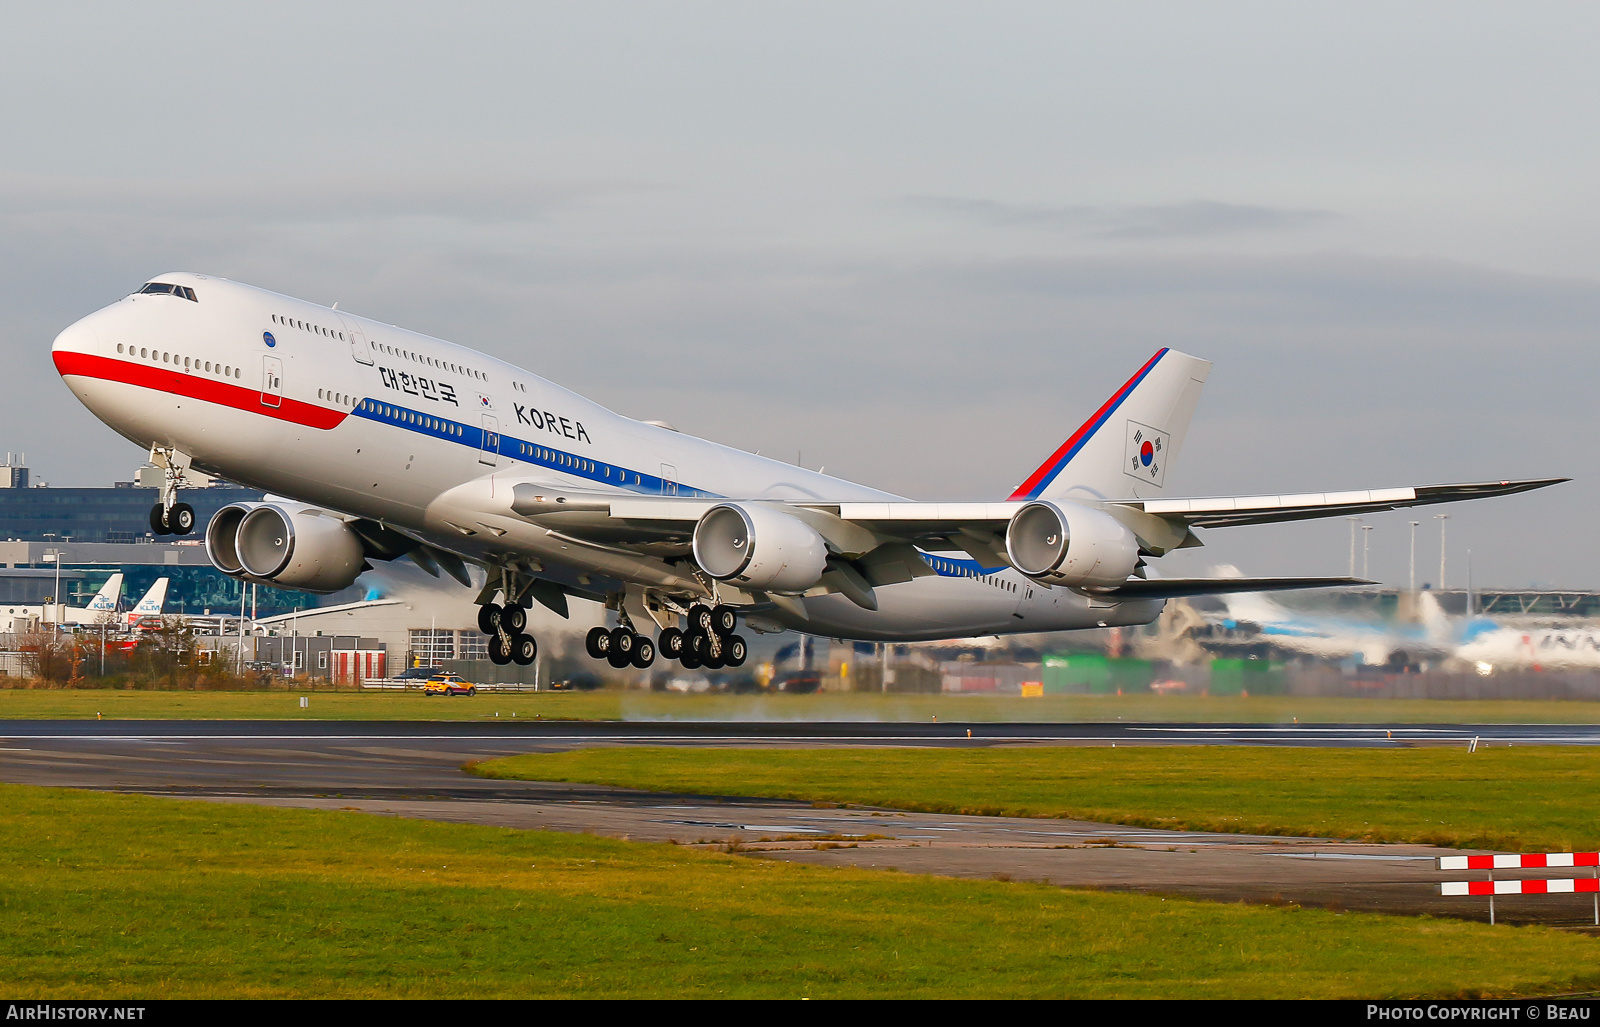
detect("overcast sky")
(1, 2), (1595, 588)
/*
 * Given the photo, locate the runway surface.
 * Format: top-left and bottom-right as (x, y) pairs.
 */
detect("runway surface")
(3, 718), (1598, 746)
(1, 718), (1594, 926)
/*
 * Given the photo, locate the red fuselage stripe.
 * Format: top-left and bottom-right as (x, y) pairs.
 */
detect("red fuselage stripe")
(53, 351), (347, 431)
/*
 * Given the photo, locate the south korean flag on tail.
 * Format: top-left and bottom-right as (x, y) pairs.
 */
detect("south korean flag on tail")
(1124, 420), (1170, 488)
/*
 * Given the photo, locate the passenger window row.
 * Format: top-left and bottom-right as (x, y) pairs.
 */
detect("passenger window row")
(359, 399), (464, 436)
(317, 389), (354, 407)
(515, 441), (614, 478)
(373, 340), (487, 383)
(271, 313), (346, 342)
(116, 343), (239, 379)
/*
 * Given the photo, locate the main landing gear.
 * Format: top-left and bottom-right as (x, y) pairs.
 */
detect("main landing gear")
(477, 602), (539, 667)
(585, 624), (658, 670)
(586, 603), (747, 671)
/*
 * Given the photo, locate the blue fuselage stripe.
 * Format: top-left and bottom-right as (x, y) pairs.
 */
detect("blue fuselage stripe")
(351, 398), (723, 498)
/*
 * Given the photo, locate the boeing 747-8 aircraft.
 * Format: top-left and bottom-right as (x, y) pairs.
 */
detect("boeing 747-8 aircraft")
(51, 274), (1561, 670)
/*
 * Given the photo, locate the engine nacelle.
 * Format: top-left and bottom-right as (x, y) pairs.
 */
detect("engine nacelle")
(692, 503), (829, 594)
(206, 502), (366, 594)
(1004, 501), (1140, 589)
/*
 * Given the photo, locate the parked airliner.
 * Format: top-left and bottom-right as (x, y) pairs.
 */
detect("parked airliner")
(0, 573), (123, 634)
(51, 274), (1562, 670)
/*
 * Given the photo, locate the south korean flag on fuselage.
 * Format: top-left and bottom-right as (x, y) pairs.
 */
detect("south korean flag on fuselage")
(1124, 420), (1170, 488)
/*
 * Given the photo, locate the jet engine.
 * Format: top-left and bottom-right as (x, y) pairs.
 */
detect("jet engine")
(1004, 501), (1140, 589)
(692, 503), (829, 594)
(205, 502), (366, 594)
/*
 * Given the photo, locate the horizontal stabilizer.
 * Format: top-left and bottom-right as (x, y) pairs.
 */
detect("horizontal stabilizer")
(1085, 576), (1373, 600)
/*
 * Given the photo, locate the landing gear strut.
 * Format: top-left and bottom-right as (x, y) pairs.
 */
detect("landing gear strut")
(146, 446), (196, 536)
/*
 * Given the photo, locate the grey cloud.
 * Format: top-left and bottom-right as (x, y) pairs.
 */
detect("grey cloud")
(910, 196), (1336, 239)
(0, 174), (645, 225)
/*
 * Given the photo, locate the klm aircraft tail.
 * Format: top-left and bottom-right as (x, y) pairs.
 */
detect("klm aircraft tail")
(82, 572), (124, 613)
(1010, 348), (1211, 502)
(132, 578), (168, 617)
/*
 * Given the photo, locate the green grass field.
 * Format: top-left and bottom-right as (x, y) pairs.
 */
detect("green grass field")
(474, 746), (1600, 853)
(1, 783), (1597, 998)
(3, 686), (1600, 723)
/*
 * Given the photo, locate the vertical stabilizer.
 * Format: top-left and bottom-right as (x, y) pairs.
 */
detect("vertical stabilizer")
(132, 578), (168, 617)
(82, 573), (123, 613)
(1010, 348), (1211, 502)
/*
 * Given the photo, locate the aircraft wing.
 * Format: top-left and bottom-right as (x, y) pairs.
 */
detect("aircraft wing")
(1116, 478), (1566, 529)
(1082, 575), (1372, 599)
(503, 478), (1565, 571)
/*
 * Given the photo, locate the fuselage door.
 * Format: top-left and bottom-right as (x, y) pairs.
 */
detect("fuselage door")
(339, 316), (374, 366)
(479, 414), (500, 466)
(261, 355), (283, 409)
(660, 463), (678, 496)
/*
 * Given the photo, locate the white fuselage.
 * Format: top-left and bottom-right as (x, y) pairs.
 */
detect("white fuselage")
(52, 274), (1159, 641)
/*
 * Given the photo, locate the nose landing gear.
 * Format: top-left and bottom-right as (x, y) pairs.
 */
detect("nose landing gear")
(146, 446), (197, 536)
(149, 502), (195, 537)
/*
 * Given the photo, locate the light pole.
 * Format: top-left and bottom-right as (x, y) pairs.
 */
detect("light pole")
(1361, 524), (1373, 580)
(1409, 521), (1420, 592)
(43, 548), (60, 637)
(1435, 513), (1449, 591)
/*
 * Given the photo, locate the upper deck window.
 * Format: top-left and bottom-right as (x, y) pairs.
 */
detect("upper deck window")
(138, 282), (198, 301)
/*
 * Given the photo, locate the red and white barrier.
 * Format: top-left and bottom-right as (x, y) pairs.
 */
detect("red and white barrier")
(1439, 852), (1599, 870)
(1441, 878), (1600, 896)
(1437, 850), (1600, 924)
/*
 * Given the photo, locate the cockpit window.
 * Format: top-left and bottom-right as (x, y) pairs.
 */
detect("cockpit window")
(138, 282), (198, 301)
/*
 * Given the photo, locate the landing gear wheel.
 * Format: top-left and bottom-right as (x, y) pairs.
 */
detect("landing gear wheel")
(688, 604), (713, 633)
(711, 605), (737, 636)
(681, 630), (707, 669)
(725, 634), (748, 668)
(512, 633), (538, 666)
(586, 626), (612, 660)
(169, 503), (196, 536)
(502, 605), (527, 633)
(697, 629), (725, 670)
(610, 627), (636, 659)
(477, 604), (503, 635)
(631, 636), (656, 669)
(149, 504), (172, 536)
(488, 632), (514, 665)
(659, 627), (684, 659)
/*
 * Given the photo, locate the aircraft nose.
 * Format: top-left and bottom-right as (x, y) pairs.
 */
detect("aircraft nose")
(51, 316), (99, 372)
